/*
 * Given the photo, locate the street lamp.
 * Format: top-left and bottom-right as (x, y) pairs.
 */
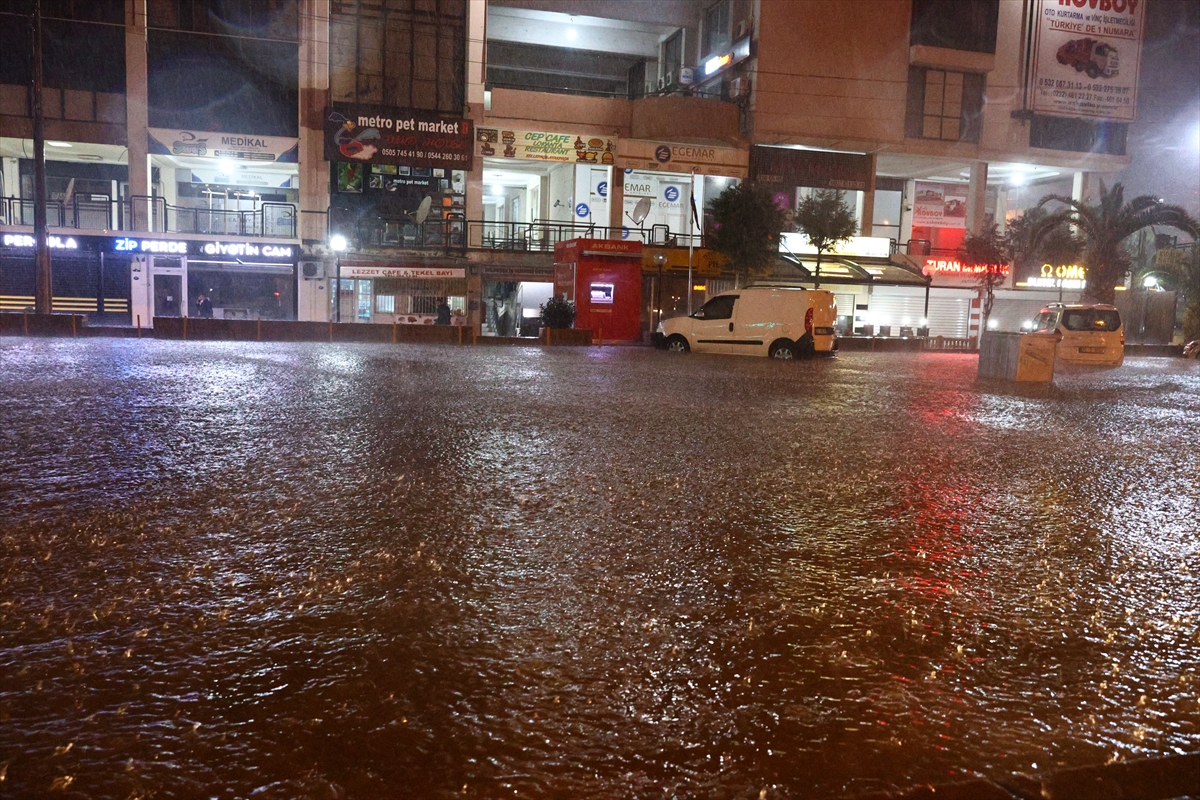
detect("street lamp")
(330, 234), (348, 322)
(653, 251), (668, 331)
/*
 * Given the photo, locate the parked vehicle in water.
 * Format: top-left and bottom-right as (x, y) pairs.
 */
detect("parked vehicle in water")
(657, 286), (837, 359)
(1183, 340), (1200, 359)
(1030, 303), (1124, 366)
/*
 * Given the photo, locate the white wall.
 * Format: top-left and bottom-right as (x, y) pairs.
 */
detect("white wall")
(548, 163), (574, 223)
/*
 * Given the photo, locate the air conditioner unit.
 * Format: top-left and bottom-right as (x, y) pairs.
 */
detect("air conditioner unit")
(730, 76), (750, 98)
(664, 70), (675, 87)
(735, 18), (752, 39)
(300, 260), (325, 280)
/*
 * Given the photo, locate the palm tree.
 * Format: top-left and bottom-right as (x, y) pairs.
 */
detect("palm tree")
(1031, 182), (1199, 304)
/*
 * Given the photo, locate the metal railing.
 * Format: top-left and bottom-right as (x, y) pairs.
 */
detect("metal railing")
(0, 196), (297, 239)
(467, 219), (704, 252)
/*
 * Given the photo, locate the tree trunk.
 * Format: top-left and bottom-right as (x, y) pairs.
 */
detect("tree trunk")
(814, 252), (822, 290)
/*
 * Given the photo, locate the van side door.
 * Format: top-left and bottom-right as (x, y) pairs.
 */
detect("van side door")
(690, 294), (738, 354)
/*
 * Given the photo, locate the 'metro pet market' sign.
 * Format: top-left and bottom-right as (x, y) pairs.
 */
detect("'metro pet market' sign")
(323, 104), (473, 170)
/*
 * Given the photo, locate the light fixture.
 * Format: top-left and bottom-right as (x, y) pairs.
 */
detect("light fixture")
(1009, 172), (1027, 186)
(987, 318), (999, 330)
(47, 141), (72, 147)
(329, 234), (348, 252)
(1143, 275), (1158, 289)
(566, 28), (577, 41)
(218, 159), (236, 175)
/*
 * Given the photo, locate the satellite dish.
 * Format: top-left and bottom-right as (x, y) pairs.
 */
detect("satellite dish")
(629, 197), (651, 226)
(413, 196), (433, 225)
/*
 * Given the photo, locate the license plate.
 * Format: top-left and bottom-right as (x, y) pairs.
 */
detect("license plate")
(813, 327), (835, 336)
(1079, 346), (1107, 354)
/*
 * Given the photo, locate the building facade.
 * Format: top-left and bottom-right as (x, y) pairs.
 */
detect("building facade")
(0, 0), (1150, 338)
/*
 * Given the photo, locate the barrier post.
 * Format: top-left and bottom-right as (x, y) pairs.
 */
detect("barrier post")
(597, 328), (603, 347)
(392, 321), (397, 344)
(182, 316), (188, 340)
(136, 314), (141, 338)
(329, 320), (334, 342)
(257, 318), (262, 341)
(457, 325), (463, 345)
(23, 311), (29, 336)
(471, 326), (478, 346)
(71, 314), (77, 337)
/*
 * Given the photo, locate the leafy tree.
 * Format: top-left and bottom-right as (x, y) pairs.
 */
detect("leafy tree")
(706, 182), (789, 286)
(1031, 182), (1199, 304)
(793, 189), (858, 289)
(959, 222), (1007, 333)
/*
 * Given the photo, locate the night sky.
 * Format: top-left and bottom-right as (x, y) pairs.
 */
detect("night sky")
(1113, 0), (1200, 215)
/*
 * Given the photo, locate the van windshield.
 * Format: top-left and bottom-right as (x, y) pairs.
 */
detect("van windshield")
(1062, 308), (1121, 331)
(1032, 310), (1060, 332)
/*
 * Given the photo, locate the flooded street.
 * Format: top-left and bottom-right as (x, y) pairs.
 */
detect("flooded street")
(1, 338), (1198, 799)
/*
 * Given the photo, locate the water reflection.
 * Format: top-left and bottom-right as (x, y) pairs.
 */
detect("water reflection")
(0, 342), (1196, 798)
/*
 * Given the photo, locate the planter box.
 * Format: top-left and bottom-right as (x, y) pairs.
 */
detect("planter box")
(541, 327), (594, 346)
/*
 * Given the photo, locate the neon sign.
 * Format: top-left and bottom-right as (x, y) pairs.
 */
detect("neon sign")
(3, 233), (78, 249)
(201, 242), (293, 258)
(113, 237), (187, 253)
(1019, 263), (1086, 290)
(923, 258), (1010, 276)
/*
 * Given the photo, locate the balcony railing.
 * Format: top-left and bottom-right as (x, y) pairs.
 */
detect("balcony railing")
(0, 196), (298, 239)
(467, 220), (704, 252)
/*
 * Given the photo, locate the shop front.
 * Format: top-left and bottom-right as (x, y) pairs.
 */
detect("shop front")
(119, 236), (297, 326)
(148, 128), (299, 237)
(0, 233), (130, 322)
(330, 262), (467, 326)
(324, 105), (473, 251)
(475, 128), (616, 247)
(750, 146), (875, 236)
(618, 140), (747, 242)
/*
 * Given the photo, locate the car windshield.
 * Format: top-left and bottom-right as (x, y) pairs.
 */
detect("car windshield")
(1061, 308), (1121, 331)
(1032, 310), (1060, 332)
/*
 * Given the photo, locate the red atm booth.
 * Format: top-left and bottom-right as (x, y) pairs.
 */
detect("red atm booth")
(553, 238), (643, 342)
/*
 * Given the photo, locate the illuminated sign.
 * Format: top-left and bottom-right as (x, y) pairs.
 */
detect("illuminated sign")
(3, 233), (78, 249)
(1018, 263), (1086, 290)
(923, 258), (1011, 276)
(781, 232), (892, 259)
(590, 283), (614, 304)
(113, 237), (187, 253)
(201, 242), (294, 258)
(702, 36), (751, 78)
(705, 53), (732, 76)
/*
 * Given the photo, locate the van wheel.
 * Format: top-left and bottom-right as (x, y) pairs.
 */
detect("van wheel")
(768, 339), (797, 360)
(665, 335), (690, 353)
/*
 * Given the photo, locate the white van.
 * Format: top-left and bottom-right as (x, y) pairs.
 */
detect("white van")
(657, 286), (837, 359)
(1031, 303), (1124, 366)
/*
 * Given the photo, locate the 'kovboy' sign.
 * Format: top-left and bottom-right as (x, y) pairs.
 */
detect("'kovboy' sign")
(324, 104), (473, 170)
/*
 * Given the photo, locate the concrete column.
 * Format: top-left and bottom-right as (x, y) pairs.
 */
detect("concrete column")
(858, 154), (877, 237)
(1, 157), (17, 199)
(1072, 171), (1092, 205)
(125, 0), (150, 231)
(465, 0), (487, 329)
(966, 161), (989, 235)
(608, 166), (624, 239)
(298, 0), (330, 244)
(899, 179), (916, 248)
(994, 186), (1009, 234)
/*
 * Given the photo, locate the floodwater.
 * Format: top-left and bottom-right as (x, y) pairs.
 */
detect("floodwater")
(1, 339), (1197, 799)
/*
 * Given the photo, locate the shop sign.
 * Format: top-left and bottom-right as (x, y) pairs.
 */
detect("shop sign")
(187, 168), (296, 188)
(1029, 0), (1145, 122)
(195, 241), (294, 259)
(923, 258), (1010, 277)
(780, 232), (892, 259)
(750, 146), (873, 191)
(619, 140), (748, 178)
(112, 237), (187, 253)
(339, 266), (466, 279)
(1018, 263), (1086, 289)
(3, 233), (78, 249)
(324, 104), (473, 170)
(149, 129), (300, 163)
(475, 129), (616, 163)
(912, 182), (968, 229)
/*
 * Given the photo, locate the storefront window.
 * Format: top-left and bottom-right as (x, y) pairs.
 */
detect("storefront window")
(188, 269), (293, 320)
(357, 279), (372, 321)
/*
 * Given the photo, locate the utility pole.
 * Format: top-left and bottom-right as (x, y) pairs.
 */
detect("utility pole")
(32, 0), (53, 314)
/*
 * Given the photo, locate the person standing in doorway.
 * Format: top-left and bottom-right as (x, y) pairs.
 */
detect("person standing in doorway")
(436, 298), (451, 325)
(196, 293), (213, 318)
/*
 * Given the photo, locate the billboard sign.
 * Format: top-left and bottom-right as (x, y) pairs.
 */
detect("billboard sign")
(323, 105), (473, 170)
(912, 182), (968, 229)
(475, 128), (616, 163)
(1029, 0), (1146, 121)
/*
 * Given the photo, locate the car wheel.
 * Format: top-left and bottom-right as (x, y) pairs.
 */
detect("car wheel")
(768, 339), (796, 360)
(666, 335), (690, 353)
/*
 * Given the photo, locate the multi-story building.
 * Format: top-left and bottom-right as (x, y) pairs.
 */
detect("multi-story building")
(1, 0), (1147, 339)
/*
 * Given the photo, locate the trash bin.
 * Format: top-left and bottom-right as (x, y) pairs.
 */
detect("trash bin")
(978, 332), (1058, 382)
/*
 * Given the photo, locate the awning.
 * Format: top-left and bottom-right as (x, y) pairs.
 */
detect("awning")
(774, 253), (930, 287)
